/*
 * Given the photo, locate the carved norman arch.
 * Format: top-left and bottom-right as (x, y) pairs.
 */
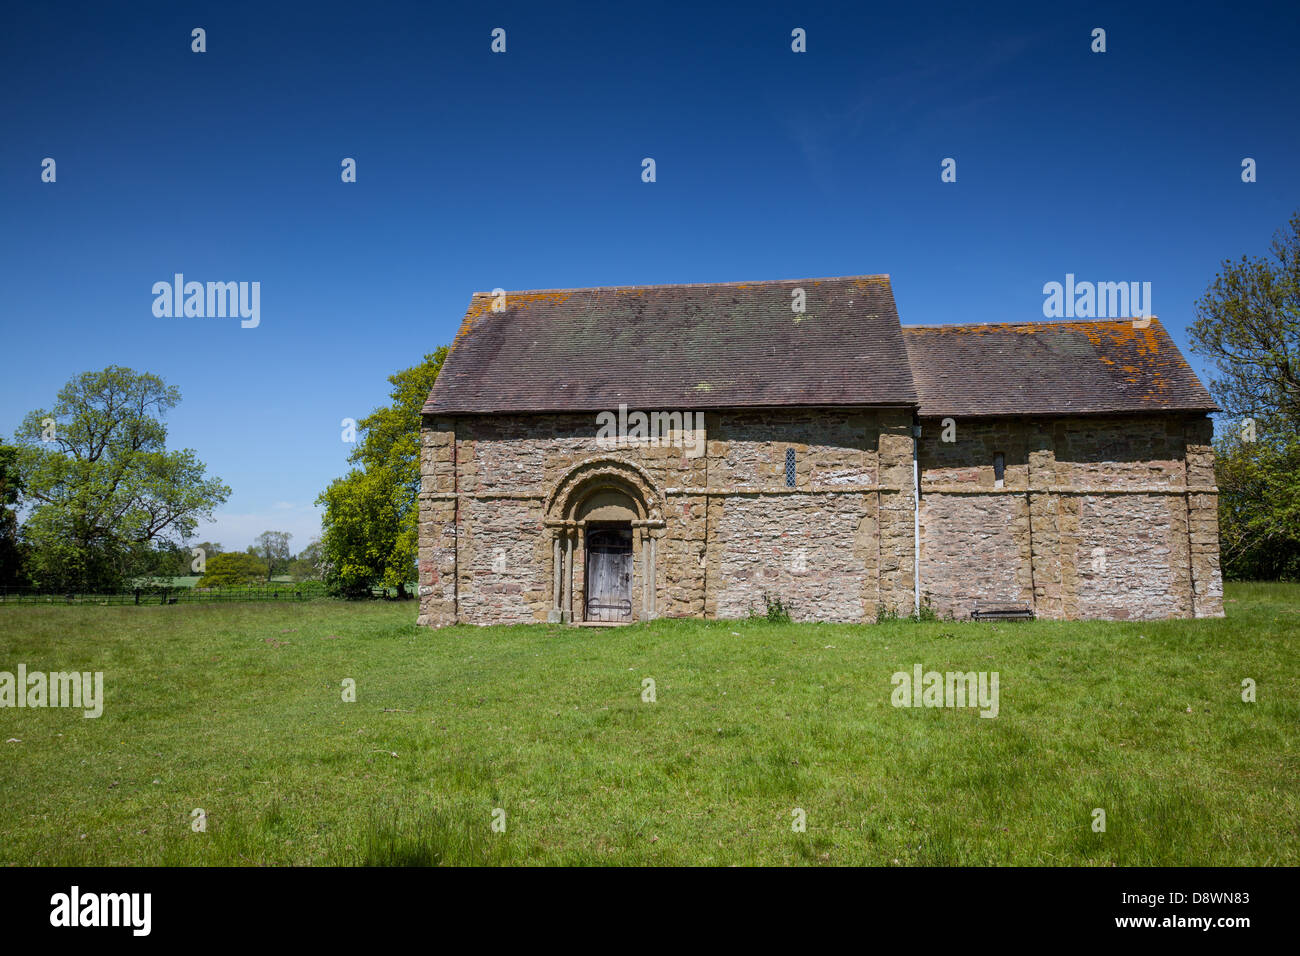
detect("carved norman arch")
(545, 456), (664, 524)
(544, 456), (666, 623)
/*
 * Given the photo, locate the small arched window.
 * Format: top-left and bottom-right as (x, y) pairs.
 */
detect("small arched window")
(993, 452), (1006, 488)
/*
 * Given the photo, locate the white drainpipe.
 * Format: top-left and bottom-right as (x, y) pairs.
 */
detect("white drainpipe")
(912, 424), (921, 617)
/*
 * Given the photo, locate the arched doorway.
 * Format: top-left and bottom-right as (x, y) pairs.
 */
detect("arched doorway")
(577, 487), (637, 622)
(584, 526), (634, 621)
(543, 457), (666, 624)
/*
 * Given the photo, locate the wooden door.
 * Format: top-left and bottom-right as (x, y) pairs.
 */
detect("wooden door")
(585, 527), (633, 622)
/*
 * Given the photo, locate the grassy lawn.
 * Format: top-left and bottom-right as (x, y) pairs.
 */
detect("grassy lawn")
(1, 582), (1297, 866)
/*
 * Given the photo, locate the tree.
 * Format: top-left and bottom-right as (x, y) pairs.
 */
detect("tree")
(189, 541), (223, 574)
(317, 467), (408, 596)
(1190, 210), (1300, 428)
(1213, 431), (1300, 580)
(196, 551), (269, 588)
(0, 445), (25, 587)
(142, 540), (225, 579)
(288, 539), (325, 582)
(12, 367), (231, 591)
(252, 530), (293, 580)
(317, 349), (447, 597)
(1190, 210), (1300, 580)
(144, 540), (191, 578)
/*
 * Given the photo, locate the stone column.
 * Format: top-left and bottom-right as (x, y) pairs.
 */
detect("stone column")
(574, 525), (585, 622)
(638, 527), (651, 619)
(548, 530), (563, 623)
(635, 519), (663, 620)
(647, 534), (657, 617)
(561, 529), (574, 624)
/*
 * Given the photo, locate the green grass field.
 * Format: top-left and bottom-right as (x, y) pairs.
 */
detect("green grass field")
(1, 582), (1297, 866)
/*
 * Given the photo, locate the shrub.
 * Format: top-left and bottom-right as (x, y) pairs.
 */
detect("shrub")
(197, 551), (270, 588)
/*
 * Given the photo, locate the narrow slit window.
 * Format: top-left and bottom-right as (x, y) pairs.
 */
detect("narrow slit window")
(785, 448), (796, 487)
(994, 452), (1006, 488)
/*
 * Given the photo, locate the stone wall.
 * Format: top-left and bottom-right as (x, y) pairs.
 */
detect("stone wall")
(418, 407), (917, 626)
(916, 414), (1223, 621)
(417, 408), (1221, 626)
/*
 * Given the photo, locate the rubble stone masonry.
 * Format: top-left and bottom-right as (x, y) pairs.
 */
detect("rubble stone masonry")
(916, 414), (1222, 621)
(418, 408), (1221, 626)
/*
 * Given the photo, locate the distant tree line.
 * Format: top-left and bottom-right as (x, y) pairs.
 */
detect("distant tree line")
(151, 534), (327, 587)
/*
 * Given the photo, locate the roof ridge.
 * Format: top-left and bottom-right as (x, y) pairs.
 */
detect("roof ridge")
(470, 274), (892, 296)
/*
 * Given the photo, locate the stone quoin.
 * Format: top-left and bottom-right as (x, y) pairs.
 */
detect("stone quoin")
(417, 275), (1223, 626)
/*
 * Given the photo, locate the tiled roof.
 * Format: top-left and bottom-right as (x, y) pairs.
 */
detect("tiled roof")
(423, 277), (1218, 420)
(902, 319), (1217, 418)
(422, 275), (918, 414)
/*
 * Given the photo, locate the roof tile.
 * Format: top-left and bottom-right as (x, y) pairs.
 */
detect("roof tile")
(424, 275), (917, 414)
(424, 279), (1217, 419)
(902, 319), (1217, 417)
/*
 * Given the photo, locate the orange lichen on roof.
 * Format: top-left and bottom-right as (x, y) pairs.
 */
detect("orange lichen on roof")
(851, 275), (891, 291)
(463, 295), (495, 321)
(448, 314), (480, 350)
(1074, 320), (1164, 354)
(909, 319), (1185, 366)
(464, 290), (573, 319)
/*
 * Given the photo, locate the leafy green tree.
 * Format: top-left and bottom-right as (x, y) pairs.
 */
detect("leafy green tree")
(318, 467), (408, 596)
(12, 367), (231, 591)
(188, 541), (223, 575)
(1213, 431), (1300, 580)
(1191, 210), (1300, 427)
(136, 540), (224, 580)
(1191, 210), (1300, 579)
(317, 349), (446, 597)
(144, 541), (191, 578)
(252, 530), (293, 579)
(196, 551), (269, 587)
(0, 445), (25, 587)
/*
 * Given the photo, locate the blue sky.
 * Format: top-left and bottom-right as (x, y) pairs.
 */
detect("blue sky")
(2, 0), (1297, 551)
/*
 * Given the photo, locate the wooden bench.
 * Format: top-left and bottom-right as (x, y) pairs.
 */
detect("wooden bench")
(971, 601), (1035, 621)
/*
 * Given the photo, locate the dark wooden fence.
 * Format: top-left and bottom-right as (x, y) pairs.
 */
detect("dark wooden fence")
(0, 584), (412, 606)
